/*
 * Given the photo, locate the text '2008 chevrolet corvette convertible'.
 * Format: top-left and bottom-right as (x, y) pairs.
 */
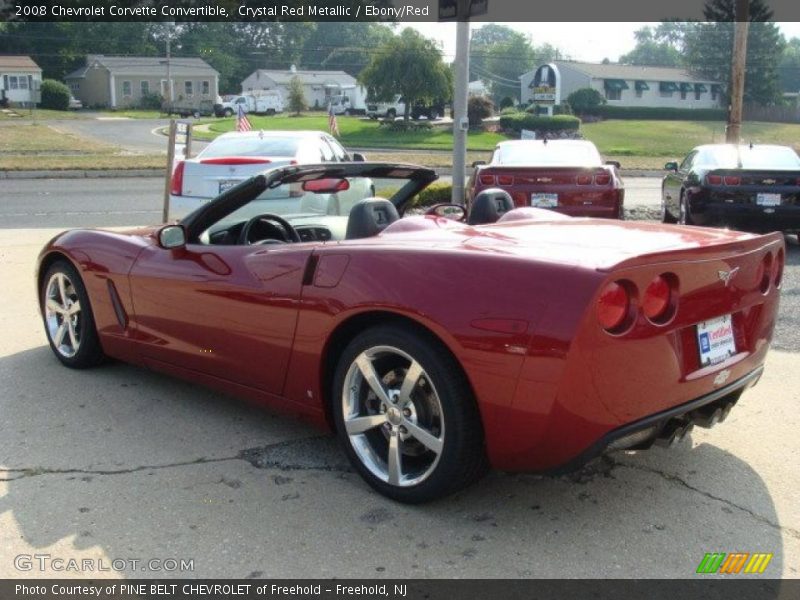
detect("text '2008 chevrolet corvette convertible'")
(37, 162), (784, 502)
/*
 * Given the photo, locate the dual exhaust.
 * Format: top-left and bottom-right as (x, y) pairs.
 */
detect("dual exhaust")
(654, 397), (737, 448)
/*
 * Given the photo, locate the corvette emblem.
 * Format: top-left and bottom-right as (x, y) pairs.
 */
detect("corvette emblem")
(718, 267), (740, 286)
(537, 177), (552, 183)
(762, 179), (776, 185)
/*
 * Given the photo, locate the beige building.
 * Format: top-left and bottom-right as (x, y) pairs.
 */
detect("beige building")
(0, 55), (42, 107)
(65, 55), (219, 109)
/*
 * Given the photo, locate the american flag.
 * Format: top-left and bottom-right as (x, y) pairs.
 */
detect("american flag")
(328, 102), (340, 137)
(236, 103), (252, 132)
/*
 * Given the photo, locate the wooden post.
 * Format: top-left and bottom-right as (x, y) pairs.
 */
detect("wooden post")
(726, 0), (750, 144)
(162, 120), (177, 223)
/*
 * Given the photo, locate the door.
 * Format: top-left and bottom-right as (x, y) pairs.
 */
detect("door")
(665, 151), (695, 217)
(128, 242), (313, 395)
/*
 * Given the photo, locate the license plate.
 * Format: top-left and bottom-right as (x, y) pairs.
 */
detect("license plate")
(531, 193), (558, 208)
(696, 314), (736, 367)
(756, 193), (781, 207)
(219, 179), (241, 194)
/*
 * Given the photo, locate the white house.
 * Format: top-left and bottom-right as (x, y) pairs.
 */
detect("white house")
(520, 61), (722, 112)
(241, 67), (361, 109)
(0, 55), (42, 107)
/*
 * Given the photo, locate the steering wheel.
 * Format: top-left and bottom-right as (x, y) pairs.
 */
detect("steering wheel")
(238, 213), (301, 245)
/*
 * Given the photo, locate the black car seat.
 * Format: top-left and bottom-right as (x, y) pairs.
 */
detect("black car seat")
(468, 188), (514, 225)
(345, 198), (400, 239)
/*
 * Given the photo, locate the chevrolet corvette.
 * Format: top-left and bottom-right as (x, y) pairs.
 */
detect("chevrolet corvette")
(37, 162), (784, 502)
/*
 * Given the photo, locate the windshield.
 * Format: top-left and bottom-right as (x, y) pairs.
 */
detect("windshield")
(200, 136), (300, 158)
(698, 145), (800, 170)
(495, 142), (602, 167)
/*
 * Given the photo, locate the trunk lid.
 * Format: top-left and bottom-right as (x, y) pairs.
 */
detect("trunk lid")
(179, 157), (295, 199)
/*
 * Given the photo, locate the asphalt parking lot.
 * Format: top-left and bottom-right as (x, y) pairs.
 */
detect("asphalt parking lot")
(0, 181), (798, 579)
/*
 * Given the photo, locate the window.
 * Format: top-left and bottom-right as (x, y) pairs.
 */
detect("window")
(140, 80), (149, 96)
(8, 76), (19, 90)
(605, 88), (621, 101)
(18, 76), (28, 90)
(184, 81), (193, 96)
(318, 139), (336, 162)
(201, 81), (210, 96)
(695, 90), (701, 100)
(325, 137), (349, 161)
(122, 81), (132, 97)
(69, 82), (80, 92)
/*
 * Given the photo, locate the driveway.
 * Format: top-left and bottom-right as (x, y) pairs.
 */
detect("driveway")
(0, 221), (798, 578)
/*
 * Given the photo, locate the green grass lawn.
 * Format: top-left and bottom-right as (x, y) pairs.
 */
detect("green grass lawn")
(193, 113), (506, 151)
(0, 108), (89, 120)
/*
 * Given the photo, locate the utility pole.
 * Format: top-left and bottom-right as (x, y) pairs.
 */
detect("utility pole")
(451, 1), (470, 205)
(726, 0), (749, 143)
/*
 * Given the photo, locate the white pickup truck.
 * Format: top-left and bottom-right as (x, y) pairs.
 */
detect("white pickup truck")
(366, 94), (405, 120)
(214, 92), (283, 117)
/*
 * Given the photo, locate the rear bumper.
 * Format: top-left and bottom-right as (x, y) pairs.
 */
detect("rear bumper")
(689, 195), (800, 233)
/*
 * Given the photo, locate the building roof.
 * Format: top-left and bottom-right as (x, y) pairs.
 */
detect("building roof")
(0, 55), (41, 72)
(525, 61), (719, 84)
(246, 69), (356, 87)
(65, 55), (217, 79)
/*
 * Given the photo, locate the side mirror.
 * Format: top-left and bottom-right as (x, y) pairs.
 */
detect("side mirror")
(664, 161), (679, 172)
(471, 160), (486, 168)
(605, 160), (621, 169)
(351, 152), (366, 162)
(158, 224), (186, 249)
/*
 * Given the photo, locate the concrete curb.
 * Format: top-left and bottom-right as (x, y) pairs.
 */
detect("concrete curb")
(0, 167), (665, 180)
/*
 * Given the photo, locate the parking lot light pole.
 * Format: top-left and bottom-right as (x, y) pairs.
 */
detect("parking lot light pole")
(451, 9), (470, 205)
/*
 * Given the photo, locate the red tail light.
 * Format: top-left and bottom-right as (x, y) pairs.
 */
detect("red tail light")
(723, 176), (741, 185)
(576, 174), (592, 185)
(774, 248), (785, 288)
(758, 253), (773, 294)
(512, 192), (527, 206)
(597, 281), (633, 332)
(706, 174), (722, 185)
(170, 161), (185, 196)
(594, 173), (611, 185)
(479, 174), (496, 185)
(497, 174), (514, 186)
(643, 273), (677, 323)
(199, 157), (272, 165)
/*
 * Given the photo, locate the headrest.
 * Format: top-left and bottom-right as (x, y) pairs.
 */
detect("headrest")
(468, 187), (515, 225)
(345, 197), (399, 239)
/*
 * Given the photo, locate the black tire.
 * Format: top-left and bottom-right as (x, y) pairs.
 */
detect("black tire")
(679, 191), (693, 225)
(224, 108), (233, 117)
(332, 324), (488, 503)
(387, 109), (396, 119)
(40, 260), (104, 369)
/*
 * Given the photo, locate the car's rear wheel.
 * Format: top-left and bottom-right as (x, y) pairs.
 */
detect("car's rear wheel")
(41, 261), (104, 369)
(387, 109), (396, 119)
(333, 324), (487, 503)
(224, 108), (233, 117)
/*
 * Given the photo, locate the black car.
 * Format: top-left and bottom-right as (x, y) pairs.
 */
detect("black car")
(662, 143), (800, 235)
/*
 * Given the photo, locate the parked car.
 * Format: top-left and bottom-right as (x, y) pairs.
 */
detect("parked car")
(366, 94), (405, 119)
(68, 95), (83, 110)
(467, 140), (624, 219)
(410, 99), (446, 121)
(168, 130), (368, 220)
(163, 98), (215, 118)
(37, 161), (784, 502)
(662, 144), (800, 237)
(329, 89), (367, 116)
(214, 92), (283, 117)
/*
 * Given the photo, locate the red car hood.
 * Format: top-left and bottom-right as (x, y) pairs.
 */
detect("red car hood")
(374, 218), (780, 271)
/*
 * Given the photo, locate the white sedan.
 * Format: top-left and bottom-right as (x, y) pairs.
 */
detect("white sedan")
(169, 130), (369, 220)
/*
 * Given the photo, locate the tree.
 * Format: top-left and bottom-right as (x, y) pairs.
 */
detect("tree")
(683, 0), (786, 105)
(567, 88), (605, 115)
(40, 79), (70, 110)
(359, 29), (451, 121)
(302, 22), (395, 78)
(619, 26), (682, 67)
(778, 37), (800, 93)
(484, 34), (536, 103)
(287, 76), (307, 115)
(467, 96), (494, 128)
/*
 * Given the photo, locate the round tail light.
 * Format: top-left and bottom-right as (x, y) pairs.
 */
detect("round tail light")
(597, 281), (633, 332)
(774, 248), (785, 288)
(643, 273), (677, 323)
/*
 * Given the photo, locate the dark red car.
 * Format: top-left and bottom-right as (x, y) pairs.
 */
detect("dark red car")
(37, 162), (783, 502)
(468, 139), (624, 219)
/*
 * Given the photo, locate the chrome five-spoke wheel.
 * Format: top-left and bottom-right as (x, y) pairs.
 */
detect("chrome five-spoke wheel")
(45, 271), (82, 358)
(343, 345), (444, 487)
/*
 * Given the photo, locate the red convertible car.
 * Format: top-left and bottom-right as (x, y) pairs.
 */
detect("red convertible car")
(37, 162), (784, 502)
(468, 139), (624, 219)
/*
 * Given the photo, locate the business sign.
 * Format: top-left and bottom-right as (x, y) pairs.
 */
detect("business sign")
(529, 64), (558, 105)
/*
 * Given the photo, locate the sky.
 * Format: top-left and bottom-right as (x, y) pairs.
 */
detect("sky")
(407, 22), (800, 64)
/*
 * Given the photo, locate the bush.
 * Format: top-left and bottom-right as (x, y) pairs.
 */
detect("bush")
(467, 95), (494, 128)
(40, 79), (70, 111)
(499, 106), (519, 116)
(382, 120), (432, 132)
(499, 96), (514, 110)
(140, 92), (163, 110)
(593, 105), (727, 121)
(553, 103), (572, 115)
(408, 182), (453, 208)
(566, 88), (605, 115)
(498, 112), (581, 134)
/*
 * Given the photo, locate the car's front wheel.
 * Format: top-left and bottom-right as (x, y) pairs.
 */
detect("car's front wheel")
(333, 324), (487, 503)
(41, 260), (104, 368)
(679, 191), (693, 225)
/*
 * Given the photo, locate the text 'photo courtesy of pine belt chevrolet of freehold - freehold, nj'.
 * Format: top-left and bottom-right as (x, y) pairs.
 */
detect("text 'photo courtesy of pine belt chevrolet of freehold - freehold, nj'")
(1, 0), (800, 598)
